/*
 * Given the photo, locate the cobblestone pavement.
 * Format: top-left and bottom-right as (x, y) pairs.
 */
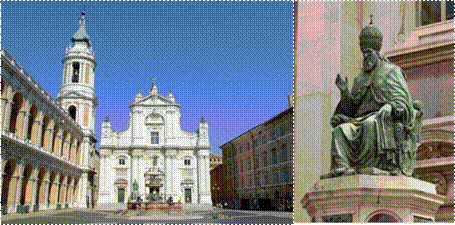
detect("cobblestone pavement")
(1, 208), (293, 224)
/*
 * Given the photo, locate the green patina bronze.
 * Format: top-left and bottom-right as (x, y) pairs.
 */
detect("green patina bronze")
(321, 16), (423, 179)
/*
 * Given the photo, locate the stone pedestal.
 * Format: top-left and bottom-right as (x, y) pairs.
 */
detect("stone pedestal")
(301, 175), (445, 222)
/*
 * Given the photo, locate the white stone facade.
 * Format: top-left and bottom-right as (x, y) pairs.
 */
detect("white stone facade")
(98, 84), (212, 205)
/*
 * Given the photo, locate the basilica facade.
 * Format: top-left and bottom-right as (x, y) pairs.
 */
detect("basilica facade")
(97, 84), (212, 206)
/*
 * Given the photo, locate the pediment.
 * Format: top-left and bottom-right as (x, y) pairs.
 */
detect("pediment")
(132, 94), (179, 107)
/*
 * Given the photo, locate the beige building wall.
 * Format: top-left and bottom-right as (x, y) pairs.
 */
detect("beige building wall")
(220, 107), (293, 210)
(294, 1), (453, 222)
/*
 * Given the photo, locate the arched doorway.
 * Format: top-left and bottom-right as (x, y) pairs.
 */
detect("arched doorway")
(26, 104), (38, 141)
(40, 116), (49, 148)
(9, 93), (24, 135)
(66, 176), (73, 208)
(2, 159), (17, 214)
(35, 168), (46, 211)
(47, 171), (56, 207)
(19, 164), (33, 213)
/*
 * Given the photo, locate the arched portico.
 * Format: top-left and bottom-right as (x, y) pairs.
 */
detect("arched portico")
(1, 158), (18, 212)
(9, 92), (25, 136)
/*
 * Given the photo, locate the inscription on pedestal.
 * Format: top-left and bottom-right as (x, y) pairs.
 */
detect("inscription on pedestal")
(322, 214), (353, 222)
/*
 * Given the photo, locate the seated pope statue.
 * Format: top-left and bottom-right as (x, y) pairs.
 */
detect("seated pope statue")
(321, 17), (423, 179)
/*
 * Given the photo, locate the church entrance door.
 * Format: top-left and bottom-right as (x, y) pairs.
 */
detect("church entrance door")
(118, 188), (125, 203)
(185, 189), (192, 203)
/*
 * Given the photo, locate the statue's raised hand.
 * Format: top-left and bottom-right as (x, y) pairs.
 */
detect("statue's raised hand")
(335, 74), (348, 94)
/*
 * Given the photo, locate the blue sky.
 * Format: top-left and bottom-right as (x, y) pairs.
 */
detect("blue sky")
(2, 1), (294, 155)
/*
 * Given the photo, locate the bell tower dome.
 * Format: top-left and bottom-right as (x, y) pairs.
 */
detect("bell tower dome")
(56, 10), (97, 133)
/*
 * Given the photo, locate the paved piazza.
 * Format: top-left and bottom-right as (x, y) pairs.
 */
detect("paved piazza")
(1, 208), (293, 224)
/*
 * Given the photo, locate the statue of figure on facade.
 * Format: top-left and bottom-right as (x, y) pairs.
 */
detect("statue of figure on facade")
(131, 180), (139, 202)
(321, 16), (423, 179)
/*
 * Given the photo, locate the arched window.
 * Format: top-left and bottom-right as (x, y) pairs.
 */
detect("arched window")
(68, 105), (76, 120)
(184, 158), (191, 166)
(119, 158), (125, 165)
(72, 62), (80, 83)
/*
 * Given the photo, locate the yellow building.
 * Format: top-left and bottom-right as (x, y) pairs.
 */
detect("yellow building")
(1, 11), (99, 214)
(293, 1), (453, 222)
(219, 107), (293, 211)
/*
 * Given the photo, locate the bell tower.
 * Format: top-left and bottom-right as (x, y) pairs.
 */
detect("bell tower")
(57, 10), (97, 133)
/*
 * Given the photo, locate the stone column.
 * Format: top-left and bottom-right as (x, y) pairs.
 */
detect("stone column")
(14, 161), (25, 211)
(51, 173), (60, 209)
(62, 183), (68, 207)
(2, 87), (13, 131)
(81, 137), (90, 167)
(97, 153), (109, 205)
(53, 129), (63, 155)
(33, 111), (44, 145)
(43, 120), (54, 151)
(164, 150), (176, 199)
(21, 99), (31, 139)
(30, 168), (39, 210)
(197, 154), (202, 204)
(164, 154), (169, 199)
(78, 173), (88, 208)
(43, 179), (50, 210)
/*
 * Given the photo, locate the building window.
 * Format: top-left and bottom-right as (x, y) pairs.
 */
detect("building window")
(264, 174), (269, 185)
(119, 158), (125, 165)
(184, 159), (191, 166)
(280, 127), (285, 137)
(255, 176), (260, 187)
(247, 142), (250, 151)
(253, 140), (258, 148)
(68, 105), (77, 120)
(272, 148), (277, 164)
(239, 146), (242, 154)
(233, 147), (237, 156)
(271, 130), (276, 141)
(254, 158), (259, 169)
(282, 145), (287, 162)
(72, 62), (80, 83)
(417, 1), (454, 26)
(262, 135), (267, 145)
(152, 156), (158, 166)
(248, 160), (252, 171)
(262, 152), (267, 167)
(151, 132), (159, 144)
(241, 163), (243, 173)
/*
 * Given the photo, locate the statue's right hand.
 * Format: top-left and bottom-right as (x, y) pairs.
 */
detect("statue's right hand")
(335, 74), (348, 93)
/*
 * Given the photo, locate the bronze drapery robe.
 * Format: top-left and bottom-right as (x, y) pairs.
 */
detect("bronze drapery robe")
(331, 60), (422, 176)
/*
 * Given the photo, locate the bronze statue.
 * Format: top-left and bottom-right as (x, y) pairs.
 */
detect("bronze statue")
(321, 16), (423, 179)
